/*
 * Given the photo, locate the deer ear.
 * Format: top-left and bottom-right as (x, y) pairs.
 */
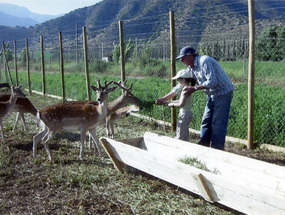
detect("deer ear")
(109, 86), (117, 92)
(90, 85), (98, 91)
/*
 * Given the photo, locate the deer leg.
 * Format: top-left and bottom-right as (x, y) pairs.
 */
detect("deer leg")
(106, 120), (110, 137)
(79, 129), (87, 160)
(88, 133), (92, 150)
(0, 121), (4, 139)
(13, 112), (26, 132)
(43, 141), (53, 163)
(42, 129), (58, 162)
(88, 128), (102, 156)
(33, 125), (48, 158)
(110, 122), (115, 139)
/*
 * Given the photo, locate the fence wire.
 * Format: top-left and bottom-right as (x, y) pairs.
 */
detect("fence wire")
(0, 8), (285, 147)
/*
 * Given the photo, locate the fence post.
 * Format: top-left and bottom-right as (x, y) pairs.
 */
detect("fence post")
(83, 27), (91, 100)
(25, 38), (31, 94)
(247, 0), (255, 149)
(1, 41), (13, 86)
(41, 35), (46, 96)
(59, 31), (65, 102)
(169, 11), (177, 133)
(119, 21), (126, 84)
(13, 40), (18, 86)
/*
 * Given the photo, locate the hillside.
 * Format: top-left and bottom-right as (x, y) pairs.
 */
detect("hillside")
(0, 0), (284, 49)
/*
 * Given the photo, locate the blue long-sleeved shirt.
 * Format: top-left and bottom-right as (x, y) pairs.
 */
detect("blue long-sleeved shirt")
(172, 55), (235, 97)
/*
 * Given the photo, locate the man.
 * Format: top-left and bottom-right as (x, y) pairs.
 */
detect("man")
(156, 46), (235, 150)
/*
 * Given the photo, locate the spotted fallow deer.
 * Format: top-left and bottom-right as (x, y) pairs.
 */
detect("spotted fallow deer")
(60, 80), (141, 146)
(0, 85), (26, 139)
(33, 80), (116, 162)
(0, 94), (37, 132)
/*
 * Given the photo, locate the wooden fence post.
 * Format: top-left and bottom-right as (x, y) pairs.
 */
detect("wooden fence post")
(119, 21), (126, 84)
(1, 41), (13, 86)
(25, 38), (31, 94)
(13, 40), (18, 86)
(169, 11), (177, 133)
(41, 35), (46, 96)
(83, 27), (91, 100)
(59, 32), (65, 102)
(247, 0), (255, 149)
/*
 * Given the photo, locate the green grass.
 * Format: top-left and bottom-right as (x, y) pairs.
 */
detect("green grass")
(2, 59), (285, 147)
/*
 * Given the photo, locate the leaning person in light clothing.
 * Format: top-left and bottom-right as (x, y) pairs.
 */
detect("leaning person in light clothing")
(156, 46), (235, 150)
(162, 69), (196, 141)
(177, 46), (235, 150)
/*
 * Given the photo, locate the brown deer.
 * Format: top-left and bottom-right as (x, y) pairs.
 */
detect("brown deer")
(0, 95), (37, 132)
(57, 80), (141, 146)
(88, 80), (141, 145)
(33, 80), (116, 162)
(0, 85), (26, 139)
(106, 104), (140, 138)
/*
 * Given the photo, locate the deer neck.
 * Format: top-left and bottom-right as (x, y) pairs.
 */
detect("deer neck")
(98, 99), (108, 118)
(7, 93), (18, 110)
(107, 95), (125, 116)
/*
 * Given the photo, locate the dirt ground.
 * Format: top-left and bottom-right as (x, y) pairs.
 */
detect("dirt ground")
(0, 93), (284, 215)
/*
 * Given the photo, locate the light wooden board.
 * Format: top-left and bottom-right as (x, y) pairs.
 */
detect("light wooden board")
(141, 132), (285, 198)
(100, 134), (285, 215)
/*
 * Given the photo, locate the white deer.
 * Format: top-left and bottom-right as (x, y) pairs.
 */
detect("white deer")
(0, 85), (26, 139)
(33, 80), (116, 162)
(0, 94), (37, 132)
(106, 104), (140, 138)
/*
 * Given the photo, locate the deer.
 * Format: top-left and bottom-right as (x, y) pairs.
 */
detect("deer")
(0, 85), (26, 139)
(33, 80), (116, 162)
(87, 80), (141, 145)
(0, 94), (37, 132)
(106, 104), (140, 138)
(58, 80), (141, 145)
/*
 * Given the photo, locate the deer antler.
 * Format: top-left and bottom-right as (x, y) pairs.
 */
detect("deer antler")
(113, 81), (133, 92)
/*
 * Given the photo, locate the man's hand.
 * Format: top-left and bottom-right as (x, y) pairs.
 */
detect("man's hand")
(183, 86), (195, 96)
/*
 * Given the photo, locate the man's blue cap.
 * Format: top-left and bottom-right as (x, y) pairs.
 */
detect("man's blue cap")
(176, 46), (197, 60)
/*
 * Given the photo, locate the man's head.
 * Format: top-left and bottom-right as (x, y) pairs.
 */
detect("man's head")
(176, 46), (197, 67)
(175, 46), (198, 60)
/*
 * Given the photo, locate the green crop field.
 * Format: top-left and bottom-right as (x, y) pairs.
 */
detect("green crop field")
(1, 59), (285, 147)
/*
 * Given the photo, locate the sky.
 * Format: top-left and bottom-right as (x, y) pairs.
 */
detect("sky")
(0, 0), (103, 15)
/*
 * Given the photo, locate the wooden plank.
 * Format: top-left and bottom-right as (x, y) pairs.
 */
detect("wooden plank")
(191, 173), (214, 202)
(142, 132), (285, 197)
(100, 138), (125, 172)
(100, 137), (285, 215)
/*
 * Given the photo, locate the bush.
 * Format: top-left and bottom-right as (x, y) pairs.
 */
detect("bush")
(89, 60), (109, 73)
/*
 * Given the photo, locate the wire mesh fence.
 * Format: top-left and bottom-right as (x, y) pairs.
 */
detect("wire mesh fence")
(0, 6), (285, 147)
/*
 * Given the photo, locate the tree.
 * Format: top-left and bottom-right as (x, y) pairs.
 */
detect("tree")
(113, 44), (120, 64)
(3, 42), (13, 62)
(256, 26), (285, 61)
(112, 38), (134, 64)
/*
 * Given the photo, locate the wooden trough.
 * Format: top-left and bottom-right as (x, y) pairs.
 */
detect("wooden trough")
(100, 132), (285, 215)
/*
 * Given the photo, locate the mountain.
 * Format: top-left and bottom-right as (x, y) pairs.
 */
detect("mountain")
(0, 0), (284, 49)
(0, 3), (60, 26)
(0, 11), (38, 26)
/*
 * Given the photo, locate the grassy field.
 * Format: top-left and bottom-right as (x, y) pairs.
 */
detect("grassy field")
(2, 59), (285, 147)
